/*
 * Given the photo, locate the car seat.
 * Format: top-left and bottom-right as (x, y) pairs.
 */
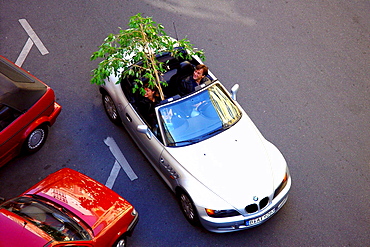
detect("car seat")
(164, 61), (194, 97)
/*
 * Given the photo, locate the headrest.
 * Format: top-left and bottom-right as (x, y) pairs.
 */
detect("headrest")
(178, 61), (194, 75)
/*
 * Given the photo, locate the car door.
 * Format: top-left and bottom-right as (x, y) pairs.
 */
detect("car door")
(125, 103), (179, 191)
(115, 76), (164, 169)
(122, 103), (164, 171)
(0, 107), (24, 166)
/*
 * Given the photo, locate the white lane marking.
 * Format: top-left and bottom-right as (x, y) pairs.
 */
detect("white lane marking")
(18, 19), (49, 55)
(104, 137), (138, 181)
(105, 160), (121, 189)
(15, 38), (33, 67)
(15, 19), (49, 67)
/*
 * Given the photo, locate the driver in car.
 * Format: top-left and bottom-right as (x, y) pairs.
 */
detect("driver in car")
(178, 64), (210, 96)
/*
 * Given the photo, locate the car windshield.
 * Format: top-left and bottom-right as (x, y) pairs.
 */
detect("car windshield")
(1, 196), (90, 242)
(157, 83), (242, 147)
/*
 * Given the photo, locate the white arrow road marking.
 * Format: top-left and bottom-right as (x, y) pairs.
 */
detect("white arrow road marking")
(105, 160), (121, 189)
(104, 137), (138, 181)
(18, 19), (49, 55)
(15, 19), (49, 67)
(15, 38), (34, 67)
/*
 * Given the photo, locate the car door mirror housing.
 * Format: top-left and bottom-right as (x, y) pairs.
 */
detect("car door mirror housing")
(137, 125), (152, 139)
(231, 84), (239, 101)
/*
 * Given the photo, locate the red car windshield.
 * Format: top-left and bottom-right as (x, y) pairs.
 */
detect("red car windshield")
(1, 196), (91, 242)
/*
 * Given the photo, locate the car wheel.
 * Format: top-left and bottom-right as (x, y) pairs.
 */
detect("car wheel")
(177, 190), (199, 226)
(24, 125), (48, 154)
(114, 236), (127, 247)
(102, 93), (121, 125)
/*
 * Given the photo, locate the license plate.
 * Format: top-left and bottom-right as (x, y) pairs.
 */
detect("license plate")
(247, 208), (276, 226)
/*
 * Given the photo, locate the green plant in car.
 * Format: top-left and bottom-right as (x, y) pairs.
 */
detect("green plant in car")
(90, 13), (205, 100)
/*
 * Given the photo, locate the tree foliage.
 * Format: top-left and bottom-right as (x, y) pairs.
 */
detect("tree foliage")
(90, 13), (205, 100)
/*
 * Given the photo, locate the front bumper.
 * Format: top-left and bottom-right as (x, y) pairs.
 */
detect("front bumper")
(198, 175), (291, 233)
(126, 210), (139, 237)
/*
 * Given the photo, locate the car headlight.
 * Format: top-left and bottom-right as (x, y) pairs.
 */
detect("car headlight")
(273, 171), (289, 199)
(205, 208), (240, 218)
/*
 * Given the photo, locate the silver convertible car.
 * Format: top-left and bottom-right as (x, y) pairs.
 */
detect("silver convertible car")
(99, 52), (291, 233)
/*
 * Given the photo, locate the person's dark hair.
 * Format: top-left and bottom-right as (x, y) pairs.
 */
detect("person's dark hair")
(195, 64), (208, 76)
(143, 83), (157, 92)
(143, 84), (159, 98)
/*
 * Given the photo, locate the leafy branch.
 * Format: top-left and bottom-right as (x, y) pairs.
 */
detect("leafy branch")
(90, 13), (205, 100)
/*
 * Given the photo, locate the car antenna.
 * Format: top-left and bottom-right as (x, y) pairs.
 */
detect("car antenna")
(173, 21), (179, 41)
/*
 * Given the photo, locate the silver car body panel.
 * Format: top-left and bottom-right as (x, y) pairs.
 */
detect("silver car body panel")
(100, 56), (291, 233)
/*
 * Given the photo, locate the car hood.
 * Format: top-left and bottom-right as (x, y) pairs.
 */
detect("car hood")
(167, 115), (276, 209)
(24, 168), (132, 237)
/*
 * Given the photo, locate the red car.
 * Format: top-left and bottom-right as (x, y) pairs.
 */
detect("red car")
(0, 55), (61, 167)
(0, 168), (139, 247)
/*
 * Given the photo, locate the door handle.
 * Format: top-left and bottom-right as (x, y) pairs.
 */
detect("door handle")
(126, 113), (132, 122)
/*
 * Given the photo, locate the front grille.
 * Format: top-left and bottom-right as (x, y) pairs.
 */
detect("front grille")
(259, 197), (269, 209)
(245, 203), (258, 213)
(245, 197), (270, 214)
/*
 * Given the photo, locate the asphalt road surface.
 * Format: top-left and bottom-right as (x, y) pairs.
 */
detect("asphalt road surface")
(0, 1), (369, 246)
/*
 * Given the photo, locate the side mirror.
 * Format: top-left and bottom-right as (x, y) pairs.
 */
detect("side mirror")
(231, 84), (239, 101)
(137, 125), (152, 139)
(0, 197), (5, 204)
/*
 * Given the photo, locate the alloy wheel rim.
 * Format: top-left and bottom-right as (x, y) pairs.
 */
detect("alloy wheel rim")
(116, 239), (126, 247)
(28, 129), (45, 149)
(181, 194), (194, 220)
(104, 95), (117, 119)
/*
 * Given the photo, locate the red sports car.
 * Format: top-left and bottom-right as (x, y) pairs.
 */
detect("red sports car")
(0, 168), (139, 247)
(0, 55), (61, 167)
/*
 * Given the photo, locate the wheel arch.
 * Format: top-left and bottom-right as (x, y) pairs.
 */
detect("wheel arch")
(21, 118), (50, 141)
(175, 185), (187, 197)
(112, 233), (128, 247)
(99, 86), (108, 95)
(21, 122), (49, 154)
(175, 186), (201, 221)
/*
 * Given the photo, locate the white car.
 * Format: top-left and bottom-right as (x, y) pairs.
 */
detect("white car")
(98, 51), (291, 233)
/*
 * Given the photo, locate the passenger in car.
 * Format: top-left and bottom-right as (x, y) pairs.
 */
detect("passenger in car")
(177, 64), (211, 96)
(137, 86), (160, 127)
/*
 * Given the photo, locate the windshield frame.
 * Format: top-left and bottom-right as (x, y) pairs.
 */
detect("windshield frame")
(156, 82), (242, 147)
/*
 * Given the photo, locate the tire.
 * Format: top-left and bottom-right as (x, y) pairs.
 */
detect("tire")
(102, 93), (121, 125)
(114, 236), (127, 247)
(177, 190), (199, 226)
(24, 125), (48, 154)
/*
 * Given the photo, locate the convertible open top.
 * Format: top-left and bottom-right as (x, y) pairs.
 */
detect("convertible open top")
(0, 56), (46, 112)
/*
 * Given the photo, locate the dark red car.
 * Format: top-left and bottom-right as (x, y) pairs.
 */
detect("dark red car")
(0, 55), (61, 167)
(0, 168), (138, 247)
